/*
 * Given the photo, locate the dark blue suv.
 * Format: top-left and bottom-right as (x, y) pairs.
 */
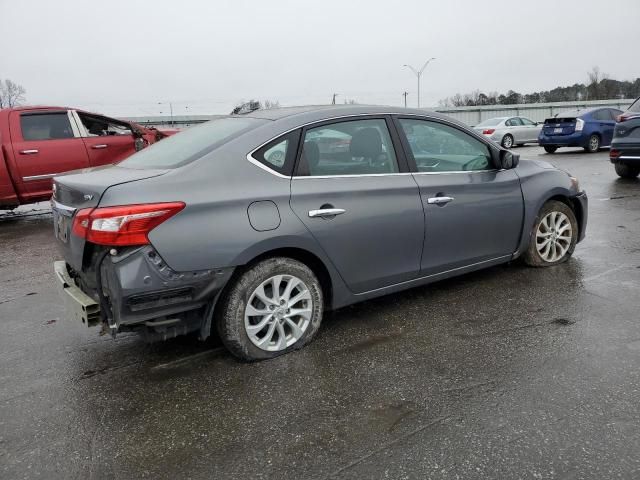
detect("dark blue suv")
(538, 107), (622, 154)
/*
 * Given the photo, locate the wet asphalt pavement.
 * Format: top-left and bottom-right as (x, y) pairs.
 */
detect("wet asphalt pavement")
(1, 146), (640, 479)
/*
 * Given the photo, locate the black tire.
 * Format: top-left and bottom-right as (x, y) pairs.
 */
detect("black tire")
(543, 146), (557, 154)
(523, 200), (578, 267)
(584, 134), (600, 153)
(614, 163), (640, 179)
(216, 257), (323, 361)
(501, 134), (514, 149)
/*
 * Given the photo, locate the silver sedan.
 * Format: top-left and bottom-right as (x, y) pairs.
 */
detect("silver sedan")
(473, 116), (542, 148)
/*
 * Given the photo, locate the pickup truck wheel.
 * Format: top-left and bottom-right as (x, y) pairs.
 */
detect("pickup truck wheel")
(523, 200), (578, 267)
(543, 146), (557, 154)
(217, 257), (323, 361)
(614, 163), (640, 178)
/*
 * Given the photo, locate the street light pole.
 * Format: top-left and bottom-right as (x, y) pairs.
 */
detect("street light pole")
(403, 57), (436, 108)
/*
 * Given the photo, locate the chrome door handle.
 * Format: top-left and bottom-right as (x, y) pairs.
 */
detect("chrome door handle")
(308, 208), (346, 218)
(427, 196), (454, 205)
(19, 149), (39, 155)
(91, 144), (108, 149)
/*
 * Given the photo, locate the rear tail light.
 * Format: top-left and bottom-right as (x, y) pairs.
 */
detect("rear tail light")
(610, 148), (621, 160)
(482, 129), (495, 135)
(575, 118), (584, 131)
(616, 114), (625, 123)
(72, 202), (185, 246)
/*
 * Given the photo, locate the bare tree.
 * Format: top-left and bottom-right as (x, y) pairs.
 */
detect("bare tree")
(0, 79), (27, 108)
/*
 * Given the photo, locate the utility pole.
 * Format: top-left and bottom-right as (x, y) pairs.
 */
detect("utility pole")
(402, 91), (409, 108)
(332, 93), (339, 105)
(403, 57), (436, 108)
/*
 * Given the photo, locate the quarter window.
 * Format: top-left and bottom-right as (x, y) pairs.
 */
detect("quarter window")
(253, 129), (300, 175)
(398, 118), (493, 173)
(297, 119), (398, 176)
(20, 113), (74, 141)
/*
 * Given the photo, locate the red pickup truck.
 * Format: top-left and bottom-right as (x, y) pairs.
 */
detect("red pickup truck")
(0, 106), (172, 209)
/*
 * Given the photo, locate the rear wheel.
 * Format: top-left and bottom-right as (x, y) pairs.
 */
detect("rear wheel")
(523, 200), (578, 267)
(501, 134), (514, 148)
(585, 134), (600, 153)
(544, 146), (557, 154)
(614, 163), (640, 178)
(217, 257), (323, 361)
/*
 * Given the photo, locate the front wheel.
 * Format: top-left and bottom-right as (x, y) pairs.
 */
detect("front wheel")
(544, 146), (557, 154)
(217, 257), (323, 361)
(585, 134), (600, 153)
(501, 134), (514, 149)
(614, 163), (640, 178)
(523, 200), (578, 267)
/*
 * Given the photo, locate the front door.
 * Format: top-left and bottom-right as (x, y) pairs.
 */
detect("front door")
(9, 110), (90, 201)
(289, 117), (424, 294)
(74, 111), (138, 166)
(396, 117), (524, 276)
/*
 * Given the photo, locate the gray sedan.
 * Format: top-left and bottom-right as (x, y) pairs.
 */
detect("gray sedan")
(52, 105), (587, 361)
(473, 116), (543, 148)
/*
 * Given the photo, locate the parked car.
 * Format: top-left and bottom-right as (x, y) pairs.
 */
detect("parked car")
(610, 97), (640, 178)
(473, 116), (542, 148)
(538, 107), (622, 154)
(0, 106), (173, 210)
(52, 105), (587, 361)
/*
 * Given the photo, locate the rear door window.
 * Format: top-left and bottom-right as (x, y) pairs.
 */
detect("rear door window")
(20, 113), (74, 141)
(506, 118), (523, 127)
(592, 109), (611, 121)
(296, 119), (399, 176)
(520, 117), (536, 126)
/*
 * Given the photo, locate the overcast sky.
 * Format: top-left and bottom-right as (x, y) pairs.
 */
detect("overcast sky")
(1, 0), (639, 117)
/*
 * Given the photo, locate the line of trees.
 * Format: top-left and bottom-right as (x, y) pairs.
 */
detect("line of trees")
(0, 79), (26, 108)
(439, 68), (640, 107)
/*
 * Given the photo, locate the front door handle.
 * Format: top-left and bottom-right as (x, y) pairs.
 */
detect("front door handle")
(91, 144), (108, 149)
(427, 196), (454, 205)
(19, 149), (39, 155)
(308, 208), (346, 218)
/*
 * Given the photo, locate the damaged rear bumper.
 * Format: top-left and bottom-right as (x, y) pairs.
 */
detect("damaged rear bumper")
(54, 260), (101, 327)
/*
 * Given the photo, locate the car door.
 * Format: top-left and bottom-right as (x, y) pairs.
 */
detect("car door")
(395, 117), (524, 276)
(590, 109), (615, 146)
(519, 117), (540, 142)
(289, 117), (424, 294)
(8, 110), (90, 200)
(506, 117), (525, 143)
(74, 111), (139, 166)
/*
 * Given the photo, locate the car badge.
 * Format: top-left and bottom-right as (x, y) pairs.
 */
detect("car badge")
(83, 194), (94, 201)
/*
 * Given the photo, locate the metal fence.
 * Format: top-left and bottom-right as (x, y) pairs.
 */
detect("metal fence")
(433, 98), (636, 126)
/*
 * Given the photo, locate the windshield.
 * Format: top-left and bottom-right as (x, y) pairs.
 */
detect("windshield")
(119, 117), (264, 169)
(475, 118), (503, 127)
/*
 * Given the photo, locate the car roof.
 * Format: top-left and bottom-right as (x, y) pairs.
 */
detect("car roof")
(239, 104), (456, 124)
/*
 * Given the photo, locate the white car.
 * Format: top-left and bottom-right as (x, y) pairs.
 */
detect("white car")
(473, 116), (542, 148)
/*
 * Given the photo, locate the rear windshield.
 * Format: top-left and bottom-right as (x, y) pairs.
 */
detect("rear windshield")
(545, 114), (578, 124)
(475, 118), (503, 127)
(119, 117), (264, 169)
(629, 99), (640, 113)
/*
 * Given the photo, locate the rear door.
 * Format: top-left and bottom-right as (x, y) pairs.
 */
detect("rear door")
(289, 116), (424, 293)
(395, 117), (523, 276)
(74, 111), (138, 166)
(505, 117), (524, 143)
(592, 109), (617, 146)
(9, 110), (90, 200)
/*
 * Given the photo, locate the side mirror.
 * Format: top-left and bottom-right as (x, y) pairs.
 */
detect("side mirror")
(499, 150), (519, 169)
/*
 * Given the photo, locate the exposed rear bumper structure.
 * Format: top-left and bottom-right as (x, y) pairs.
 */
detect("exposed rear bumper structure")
(54, 260), (101, 327)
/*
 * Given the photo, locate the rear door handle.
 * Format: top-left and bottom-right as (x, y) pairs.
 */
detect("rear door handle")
(91, 144), (108, 149)
(308, 208), (346, 218)
(19, 149), (39, 155)
(427, 196), (454, 205)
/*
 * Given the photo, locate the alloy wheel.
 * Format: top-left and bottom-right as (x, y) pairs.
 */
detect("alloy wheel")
(535, 211), (573, 262)
(244, 275), (313, 351)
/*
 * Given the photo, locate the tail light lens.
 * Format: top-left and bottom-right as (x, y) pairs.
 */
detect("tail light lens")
(616, 114), (625, 123)
(610, 148), (621, 160)
(72, 202), (185, 246)
(482, 129), (495, 135)
(575, 118), (584, 131)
